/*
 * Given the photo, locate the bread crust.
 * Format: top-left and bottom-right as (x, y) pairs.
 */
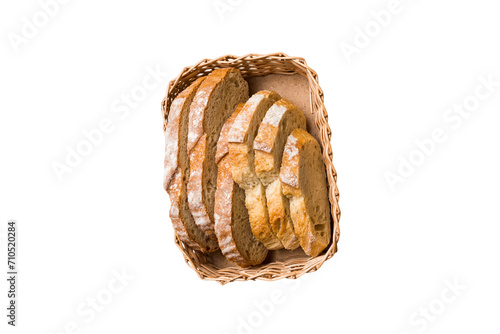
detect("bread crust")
(228, 90), (281, 186)
(168, 169), (219, 252)
(187, 68), (249, 239)
(187, 135), (213, 234)
(265, 179), (299, 250)
(164, 77), (205, 190)
(214, 104), (268, 267)
(280, 129), (331, 257)
(187, 68), (241, 152)
(254, 99), (306, 250)
(164, 77), (218, 251)
(215, 103), (239, 164)
(228, 91), (283, 250)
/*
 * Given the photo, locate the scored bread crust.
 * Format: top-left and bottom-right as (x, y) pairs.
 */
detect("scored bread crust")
(228, 91), (283, 250)
(187, 68), (249, 238)
(214, 104), (268, 267)
(164, 77), (218, 252)
(280, 129), (331, 257)
(254, 99), (307, 250)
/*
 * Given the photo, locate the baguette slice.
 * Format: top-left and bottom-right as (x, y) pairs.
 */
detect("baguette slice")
(214, 104), (268, 267)
(164, 77), (218, 252)
(228, 90), (283, 250)
(254, 99), (306, 250)
(187, 68), (249, 238)
(168, 170), (218, 252)
(280, 129), (331, 257)
(164, 77), (205, 189)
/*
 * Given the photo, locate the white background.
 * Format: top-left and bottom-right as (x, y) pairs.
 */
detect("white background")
(1, 0), (500, 333)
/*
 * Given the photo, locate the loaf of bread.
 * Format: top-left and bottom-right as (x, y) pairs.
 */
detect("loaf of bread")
(280, 129), (331, 257)
(164, 77), (218, 252)
(187, 68), (249, 240)
(214, 104), (268, 267)
(228, 91), (283, 250)
(254, 99), (306, 250)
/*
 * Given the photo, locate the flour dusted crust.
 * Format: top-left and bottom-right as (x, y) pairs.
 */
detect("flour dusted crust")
(164, 77), (218, 252)
(216, 104), (243, 162)
(254, 99), (307, 250)
(216, 104), (241, 164)
(187, 68), (249, 239)
(164, 77), (205, 190)
(168, 169), (218, 252)
(280, 129), (331, 257)
(187, 134), (212, 233)
(228, 91), (283, 250)
(214, 104), (268, 267)
(187, 68), (248, 153)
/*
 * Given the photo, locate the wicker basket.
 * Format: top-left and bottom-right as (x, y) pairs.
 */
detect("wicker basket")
(161, 53), (340, 284)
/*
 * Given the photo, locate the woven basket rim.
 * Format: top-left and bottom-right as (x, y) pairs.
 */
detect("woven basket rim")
(162, 52), (340, 285)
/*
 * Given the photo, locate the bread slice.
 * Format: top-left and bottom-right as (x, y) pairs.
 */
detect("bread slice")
(168, 170), (218, 252)
(280, 129), (331, 257)
(214, 104), (268, 267)
(187, 68), (249, 238)
(164, 77), (205, 189)
(254, 99), (306, 250)
(228, 90), (283, 250)
(163, 77), (218, 252)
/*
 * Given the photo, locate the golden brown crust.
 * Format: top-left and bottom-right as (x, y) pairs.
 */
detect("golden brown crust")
(187, 135), (213, 234)
(228, 91), (281, 186)
(254, 99), (303, 153)
(254, 99), (306, 250)
(164, 77), (205, 189)
(280, 129), (331, 257)
(167, 169), (219, 252)
(187, 68), (234, 153)
(215, 105), (267, 266)
(215, 156), (268, 267)
(187, 69), (248, 242)
(216, 103), (244, 163)
(228, 91), (283, 250)
(265, 179), (300, 250)
(164, 77), (218, 252)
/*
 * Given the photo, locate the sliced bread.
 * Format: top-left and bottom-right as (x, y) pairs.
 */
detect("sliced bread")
(187, 68), (249, 238)
(164, 77), (205, 189)
(163, 77), (218, 252)
(214, 104), (268, 267)
(168, 170), (218, 252)
(228, 90), (283, 250)
(254, 99), (306, 250)
(280, 129), (331, 257)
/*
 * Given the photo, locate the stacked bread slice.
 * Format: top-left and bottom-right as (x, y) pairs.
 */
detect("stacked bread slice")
(280, 129), (331, 257)
(214, 104), (268, 267)
(254, 99), (307, 250)
(228, 91), (283, 250)
(164, 69), (331, 267)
